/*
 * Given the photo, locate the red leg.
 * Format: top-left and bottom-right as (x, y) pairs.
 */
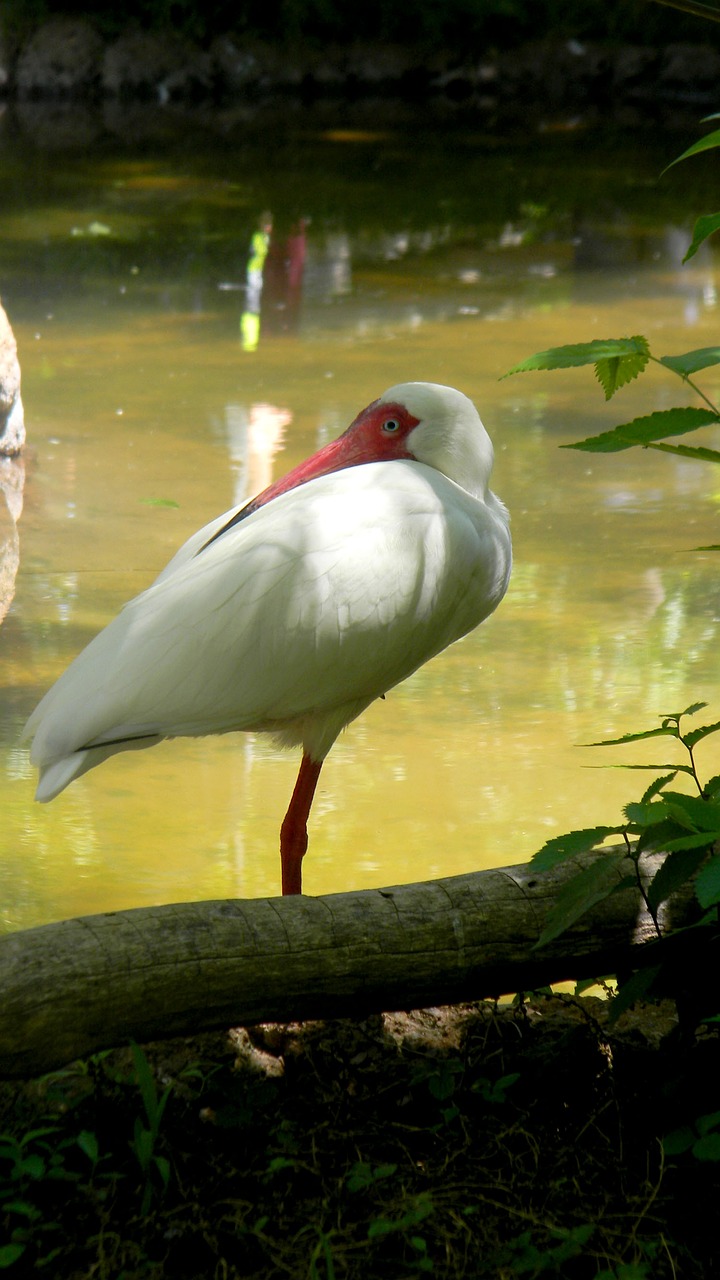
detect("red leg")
(280, 753), (323, 895)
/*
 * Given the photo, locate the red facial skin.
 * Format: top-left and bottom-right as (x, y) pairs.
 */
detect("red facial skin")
(202, 400), (420, 549)
(252, 398), (420, 509)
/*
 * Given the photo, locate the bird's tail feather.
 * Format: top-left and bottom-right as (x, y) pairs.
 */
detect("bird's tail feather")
(35, 736), (163, 802)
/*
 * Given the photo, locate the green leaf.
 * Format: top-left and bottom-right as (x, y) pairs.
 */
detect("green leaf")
(604, 763), (693, 777)
(695, 1109), (720, 1135)
(535, 853), (631, 947)
(585, 724), (681, 747)
(609, 964), (662, 1022)
(645, 831), (719, 854)
(660, 347), (720, 377)
(502, 336), (649, 378)
(266, 1156), (297, 1175)
(624, 799), (669, 826)
(661, 790), (720, 832)
(531, 826), (623, 872)
(693, 1133), (720, 1161)
(153, 1154), (171, 1188)
(665, 129), (720, 170)
(2, 1201), (39, 1220)
(594, 346), (650, 400)
(19, 1154), (46, 1179)
(682, 720), (720, 749)
(641, 772), (679, 802)
(76, 1131), (99, 1164)
(563, 406), (720, 453)
(345, 1163), (375, 1191)
(0, 1245), (25, 1268)
(646, 847), (710, 913)
(648, 441), (720, 464)
(662, 1125), (695, 1156)
(683, 212), (720, 263)
(696, 855), (720, 908)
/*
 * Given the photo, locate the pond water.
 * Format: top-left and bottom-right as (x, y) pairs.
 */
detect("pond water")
(1, 106), (719, 929)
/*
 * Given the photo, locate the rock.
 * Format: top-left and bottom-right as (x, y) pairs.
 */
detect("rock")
(612, 45), (661, 99)
(659, 42), (720, 101)
(5, 21), (720, 114)
(0, 24), (17, 94)
(210, 35), (263, 93)
(15, 18), (103, 98)
(103, 32), (214, 100)
(496, 39), (611, 106)
(0, 303), (24, 457)
(0, 455), (23, 627)
(345, 44), (417, 86)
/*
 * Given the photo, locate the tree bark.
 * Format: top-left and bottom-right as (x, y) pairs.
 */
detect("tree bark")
(0, 850), (695, 1078)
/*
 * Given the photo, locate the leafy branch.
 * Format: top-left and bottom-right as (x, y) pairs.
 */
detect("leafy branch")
(502, 339), (720, 965)
(663, 111), (720, 260)
(503, 336), (720, 461)
(531, 706), (720, 953)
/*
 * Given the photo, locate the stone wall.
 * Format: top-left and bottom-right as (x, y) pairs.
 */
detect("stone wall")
(1, 17), (719, 110)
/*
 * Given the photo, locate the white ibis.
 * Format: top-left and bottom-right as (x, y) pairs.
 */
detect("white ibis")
(24, 382), (512, 895)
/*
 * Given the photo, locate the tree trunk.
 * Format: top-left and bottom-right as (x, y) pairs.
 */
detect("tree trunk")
(0, 850), (695, 1078)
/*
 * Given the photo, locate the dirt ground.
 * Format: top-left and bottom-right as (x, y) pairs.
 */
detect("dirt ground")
(1, 994), (719, 1278)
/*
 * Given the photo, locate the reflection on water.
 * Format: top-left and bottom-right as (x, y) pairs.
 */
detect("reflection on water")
(224, 403), (291, 506)
(1, 113), (719, 929)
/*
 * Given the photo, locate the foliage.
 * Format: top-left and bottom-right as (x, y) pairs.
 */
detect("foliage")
(503, 329), (720, 970)
(664, 1109), (720, 1161)
(503, 114), (720, 1036)
(0, 1043), (176, 1270)
(0, 1006), (708, 1277)
(129, 1041), (172, 1215)
(503, 333), (720, 1004)
(3, 0), (720, 47)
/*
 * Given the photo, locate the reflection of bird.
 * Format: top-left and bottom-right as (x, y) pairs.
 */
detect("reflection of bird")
(25, 383), (511, 895)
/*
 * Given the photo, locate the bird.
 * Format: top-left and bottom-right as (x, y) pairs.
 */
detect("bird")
(24, 382), (512, 896)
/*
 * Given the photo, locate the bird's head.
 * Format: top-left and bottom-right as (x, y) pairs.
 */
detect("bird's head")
(375, 382), (496, 499)
(246, 382), (496, 515)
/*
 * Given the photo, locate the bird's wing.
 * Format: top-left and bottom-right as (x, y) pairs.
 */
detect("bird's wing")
(25, 460), (510, 792)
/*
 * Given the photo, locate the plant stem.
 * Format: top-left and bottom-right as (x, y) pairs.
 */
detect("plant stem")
(624, 832), (662, 936)
(648, 355), (720, 415)
(681, 738), (705, 795)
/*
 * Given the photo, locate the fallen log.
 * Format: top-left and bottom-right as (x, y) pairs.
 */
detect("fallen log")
(0, 850), (695, 1078)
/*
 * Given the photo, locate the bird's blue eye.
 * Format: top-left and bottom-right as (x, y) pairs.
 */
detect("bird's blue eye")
(382, 418), (400, 433)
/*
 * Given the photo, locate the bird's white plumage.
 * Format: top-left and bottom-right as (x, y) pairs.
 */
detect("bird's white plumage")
(24, 382), (511, 805)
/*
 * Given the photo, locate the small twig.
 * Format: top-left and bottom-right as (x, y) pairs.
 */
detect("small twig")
(660, 1231), (679, 1280)
(649, 0), (720, 22)
(626, 1141), (667, 1250)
